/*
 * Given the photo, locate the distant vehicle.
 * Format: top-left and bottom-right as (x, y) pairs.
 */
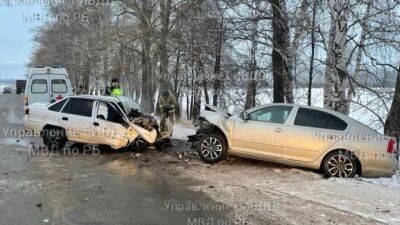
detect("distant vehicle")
(16, 80), (26, 94)
(3, 87), (11, 94)
(24, 67), (74, 108)
(189, 104), (399, 178)
(23, 95), (160, 151)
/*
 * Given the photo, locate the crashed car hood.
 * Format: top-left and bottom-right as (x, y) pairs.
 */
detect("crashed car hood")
(204, 104), (230, 118)
(128, 122), (157, 144)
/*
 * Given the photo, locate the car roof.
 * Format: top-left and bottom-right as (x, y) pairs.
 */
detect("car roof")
(29, 67), (68, 77)
(69, 95), (119, 102)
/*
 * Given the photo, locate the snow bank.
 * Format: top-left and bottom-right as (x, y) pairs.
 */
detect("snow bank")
(172, 123), (196, 140)
(360, 171), (400, 188)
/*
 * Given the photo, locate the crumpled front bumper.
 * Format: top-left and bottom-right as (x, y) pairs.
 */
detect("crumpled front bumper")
(187, 122), (215, 148)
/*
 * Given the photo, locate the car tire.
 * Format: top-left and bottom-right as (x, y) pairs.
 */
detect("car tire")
(128, 137), (148, 152)
(322, 151), (357, 178)
(197, 133), (227, 163)
(42, 127), (67, 151)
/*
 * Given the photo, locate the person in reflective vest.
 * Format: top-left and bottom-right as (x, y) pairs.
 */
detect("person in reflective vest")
(111, 86), (123, 96)
(107, 78), (123, 96)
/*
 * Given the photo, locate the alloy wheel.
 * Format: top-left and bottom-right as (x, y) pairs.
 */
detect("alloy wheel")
(327, 154), (354, 178)
(48, 130), (62, 146)
(200, 137), (223, 160)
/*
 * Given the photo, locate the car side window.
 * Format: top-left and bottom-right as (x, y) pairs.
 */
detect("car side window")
(248, 106), (293, 124)
(294, 108), (348, 131)
(48, 98), (68, 112)
(97, 101), (125, 124)
(31, 79), (47, 93)
(62, 99), (93, 117)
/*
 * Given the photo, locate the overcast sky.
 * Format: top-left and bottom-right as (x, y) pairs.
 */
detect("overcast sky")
(0, 2), (45, 79)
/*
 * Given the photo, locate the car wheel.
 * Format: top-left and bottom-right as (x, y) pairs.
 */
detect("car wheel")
(197, 133), (227, 163)
(42, 127), (67, 151)
(322, 151), (357, 178)
(128, 137), (148, 151)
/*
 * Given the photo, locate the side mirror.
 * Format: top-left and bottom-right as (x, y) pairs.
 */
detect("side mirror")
(241, 110), (249, 120)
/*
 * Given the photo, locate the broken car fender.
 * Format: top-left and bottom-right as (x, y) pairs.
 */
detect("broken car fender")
(199, 110), (234, 143)
(128, 123), (157, 144)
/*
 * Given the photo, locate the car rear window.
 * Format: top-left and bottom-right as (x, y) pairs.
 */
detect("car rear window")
(49, 98), (68, 112)
(31, 79), (47, 93)
(294, 108), (348, 131)
(62, 98), (93, 117)
(51, 79), (67, 93)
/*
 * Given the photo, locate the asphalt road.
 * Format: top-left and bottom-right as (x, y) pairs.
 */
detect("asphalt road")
(0, 94), (231, 225)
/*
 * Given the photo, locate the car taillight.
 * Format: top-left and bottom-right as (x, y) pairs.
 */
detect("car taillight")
(387, 139), (396, 153)
(56, 95), (63, 101)
(24, 95), (28, 106)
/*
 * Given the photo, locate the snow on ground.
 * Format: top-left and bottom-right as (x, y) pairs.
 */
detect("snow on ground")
(172, 123), (196, 140)
(361, 171), (400, 188)
(0, 138), (32, 148)
(171, 154), (399, 225)
(278, 176), (400, 224)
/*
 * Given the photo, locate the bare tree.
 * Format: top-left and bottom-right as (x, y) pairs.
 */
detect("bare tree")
(324, 0), (350, 113)
(271, 0), (289, 103)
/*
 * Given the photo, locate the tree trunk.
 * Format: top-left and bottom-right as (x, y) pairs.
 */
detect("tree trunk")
(245, 3), (259, 109)
(324, 0), (350, 113)
(203, 78), (210, 105)
(193, 63), (202, 122)
(159, 0), (172, 93)
(346, 0), (372, 115)
(140, 0), (154, 113)
(308, 0), (317, 106)
(173, 49), (182, 120)
(384, 63), (400, 137)
(212, 32), (223, 107)
(271, 0), (287, 103)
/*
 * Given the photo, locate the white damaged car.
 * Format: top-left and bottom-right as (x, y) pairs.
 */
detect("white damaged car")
(23, 95), (158, 151)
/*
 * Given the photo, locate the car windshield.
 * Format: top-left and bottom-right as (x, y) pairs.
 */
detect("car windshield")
(116, 96), (141, 115)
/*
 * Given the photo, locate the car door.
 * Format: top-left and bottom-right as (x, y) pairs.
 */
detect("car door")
(231, 105), (294, 159)
(93, 101), (131, 149)
(59, 98), (95, 143)
(282, 107), (348, 162)
(50, 77), (69, 102)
